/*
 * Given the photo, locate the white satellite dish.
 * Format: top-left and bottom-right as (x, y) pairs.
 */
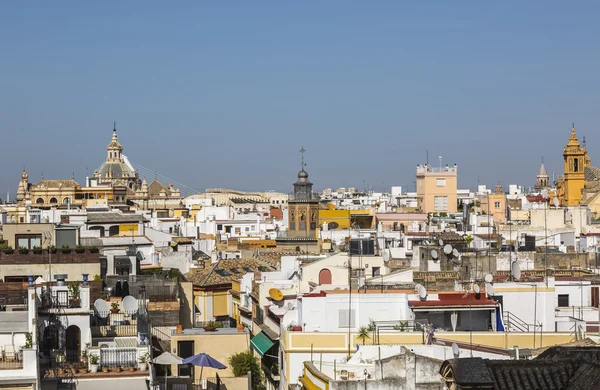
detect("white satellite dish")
(484, 274), (493, 283)
(452, 342), (460, 358)
(452, 248), (459, 257)
(93, 299), (110, 319)
(443, 244), (453, 255)
(122, 295), (138, 315)
(541, 189), (548, 198)
(431, 249), (439, 260)
(473, 284), (480, 294)
(553, 197), (559, 208)
(485, 283), (494, 296)
(418, 285), (427, 300)
(438, 239), (444, 247)
(511, 261), (521, 281)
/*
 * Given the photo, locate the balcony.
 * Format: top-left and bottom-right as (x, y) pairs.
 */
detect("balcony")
(40, 290), (82, 310)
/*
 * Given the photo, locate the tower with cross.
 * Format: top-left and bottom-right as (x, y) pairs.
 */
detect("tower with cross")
(287, 146), (320, 238)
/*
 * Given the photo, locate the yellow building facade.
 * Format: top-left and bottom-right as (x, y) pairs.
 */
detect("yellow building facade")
(416, 164), (458, 214)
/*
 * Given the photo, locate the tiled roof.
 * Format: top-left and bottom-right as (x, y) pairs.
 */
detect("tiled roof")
(441, 345), (600, 390)
(584, 166), (600, 181)
(186, 258), (276, 288)
(31, 179), (80, 188)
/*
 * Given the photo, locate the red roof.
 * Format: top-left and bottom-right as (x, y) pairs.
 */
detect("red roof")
(526, 195), (546, 203)
(409, 293), (498, 307)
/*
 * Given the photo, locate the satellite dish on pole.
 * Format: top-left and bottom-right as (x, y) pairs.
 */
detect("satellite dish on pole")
(438, 239), (444, 247)
(93, 299), (109, 319)
(484, 274), (493, 283)
(452, 343), (460, 358)
(452, 248), (459, 258)
(431, 249), (439, 260)
(473, 284), (480, 294)
(541, 189), (548, 198)
(444, 244), (453, 255)
(511, 261), (521, 281)
(122, 295), (138, 315)
(418, 285), (427, 300)
(485, 283), (494, 296)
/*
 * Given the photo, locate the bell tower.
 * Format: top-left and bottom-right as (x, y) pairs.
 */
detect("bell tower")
(287, 147), (320, 238)
(535, 158), (549, 191)
(562, 124), (589, 206)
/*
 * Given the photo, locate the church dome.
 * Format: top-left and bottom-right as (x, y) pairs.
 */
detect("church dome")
(298, 169), (309, 179)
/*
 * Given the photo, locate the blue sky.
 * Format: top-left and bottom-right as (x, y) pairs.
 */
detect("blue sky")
(1, 1), (599, 197)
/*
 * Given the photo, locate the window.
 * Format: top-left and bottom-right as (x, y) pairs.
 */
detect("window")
(245, 227), (250, 232)
(217, 224), (223, 231)
(436, 179), (446, 187)
(16, 234), (42, 249)
(434, 196), (448, 211)
(251, 226), (255, 231)
(372, 267), (381, 277)
(574, 158), (579, 172)
(338, 309), (356, 328)
(49, 197), (58, 203)
(235, 227), (241, 234)
(558, 294), (569, 307)
(495, 202), (501, 208)
(63, 197), (70, 204)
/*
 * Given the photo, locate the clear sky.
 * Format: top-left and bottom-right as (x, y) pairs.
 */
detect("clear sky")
(1, 1), (599, 197)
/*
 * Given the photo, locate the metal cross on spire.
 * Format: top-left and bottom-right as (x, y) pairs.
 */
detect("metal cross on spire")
(113, 121), (117, 132)
(300, 146), (306, 170)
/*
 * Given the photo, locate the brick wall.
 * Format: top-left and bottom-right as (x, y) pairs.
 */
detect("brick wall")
(0, 250), (100, 264)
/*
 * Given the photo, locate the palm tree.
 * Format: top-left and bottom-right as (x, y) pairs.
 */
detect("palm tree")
(357, 326), (370, 345)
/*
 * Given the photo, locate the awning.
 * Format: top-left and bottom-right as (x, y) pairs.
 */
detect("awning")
(250, 331), (275, 357)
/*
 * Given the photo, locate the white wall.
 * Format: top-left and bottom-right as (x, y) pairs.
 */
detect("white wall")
(493, 280), (555, 332)
(301, 293), (413, 333)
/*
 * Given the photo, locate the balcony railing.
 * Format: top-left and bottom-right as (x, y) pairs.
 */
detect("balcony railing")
(91, 312), (138, 337)
(194, 320), (232, 329)
(40, 290), (81, 309)
(100, 347), (138, 368)
(267, 310), (281, 326)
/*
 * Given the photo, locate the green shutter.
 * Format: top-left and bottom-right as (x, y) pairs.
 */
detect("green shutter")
(250, 331), (275, 357)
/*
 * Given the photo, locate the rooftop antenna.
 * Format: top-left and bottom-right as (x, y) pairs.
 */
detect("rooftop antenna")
(114, 121), (117, 132)
(439, 154), (443, 171)
(426, 150), (429, 166)
(583, 136), (586, 148)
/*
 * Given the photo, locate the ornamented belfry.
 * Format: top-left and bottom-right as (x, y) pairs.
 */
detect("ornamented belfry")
(287, 147), (320, 238)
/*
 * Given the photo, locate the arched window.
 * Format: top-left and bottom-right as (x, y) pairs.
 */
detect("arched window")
(574, 158), (579, 172)
(36, 198), (44, 204)
(63, 197), (70, 204)
(49, 197), (58, 203)
(110, 152), (113, 159)
(319, 268), (332, 285)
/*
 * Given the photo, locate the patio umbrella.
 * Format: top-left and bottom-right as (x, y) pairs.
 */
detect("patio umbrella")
(152, 352), (183, 390)
(182, 353), (227, 385)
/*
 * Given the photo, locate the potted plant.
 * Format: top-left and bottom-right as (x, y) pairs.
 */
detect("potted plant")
(68, 282), (81, 306)
(18, 246), (29, 254)
(88, 245), (99, 253)
(81, 349), (88, 365)
(56, 352), (65, 363)
(2, 245), (14, 254)
(127, 365), (135, 372)
(138, 352), (150, 371)
(33, 245), (43, 254)
(61, 244), (71, 254)
(102, 292), (109, 301)
(79, 367), (89, 374)
(49, 245), (57, 254)
(110, 302), (120, 314)
(93, 274), (102, 281)
(112, 366), (121, 373)
(75, 245), (85, 253)
(203, 320), (218, 332)
(101, 365), (109, 373)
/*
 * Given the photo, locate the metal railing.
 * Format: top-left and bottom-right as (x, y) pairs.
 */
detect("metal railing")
(40, 290), (81, 309)
(91, 312), (138, 337)
(100, 347), (138, 368)
(193, 320), (232, 329)
(267, 310), (281, 326)
(503, 311), (530, 332)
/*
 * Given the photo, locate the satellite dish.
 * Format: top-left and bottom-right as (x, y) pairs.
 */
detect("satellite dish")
(122, 295), (138, 315)
(511, 261), (521, 281)
(452, 248), (459, 258)
(93, 299), (109, 319)
(541, 189), (548, 198)
(452, 343), (460, 358)
(473, 284), (480, 294)
(553, 197), (559, 208)
(485, 283), (494, 296)
(443, 244), (453, 255)
(438, 239), (444, 247)
(269, 288), (284, 301)
(431, 250), (439, 260)
(484, 274), (493, 283)
(418, 285), (427, 300)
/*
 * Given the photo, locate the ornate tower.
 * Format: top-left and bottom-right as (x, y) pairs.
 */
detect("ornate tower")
(16, 170), (29, 203)
(562, 124), (590, 206)
(107, 122), (123, 162)
(535, 159), (549, 191)
(287, 147), (320, 238)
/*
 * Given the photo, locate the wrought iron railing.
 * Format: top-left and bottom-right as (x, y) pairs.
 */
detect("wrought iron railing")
(40, 290), (81, 309)
(91, 312), (138, 337)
